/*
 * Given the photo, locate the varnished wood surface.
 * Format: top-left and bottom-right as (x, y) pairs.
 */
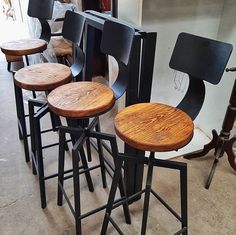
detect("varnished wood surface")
(47, 81), (115, 118)
(1, 39), (47, 56)
(14, 63), (72, 91)
(115, 103), (194, 152)
(49, 38), (72, 57)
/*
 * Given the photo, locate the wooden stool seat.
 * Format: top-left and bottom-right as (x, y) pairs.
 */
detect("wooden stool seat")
(49, 38), (73, 57)
(47, 82), (115, 118)
(1, 38), (47, 56)
(115, 103), (194, 152)
(14, 63), (72, 91)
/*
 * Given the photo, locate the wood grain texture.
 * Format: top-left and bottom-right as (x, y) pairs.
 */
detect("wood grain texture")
(1, 39), (47, 56)
(47, 81), (115, 118)
(115, 103), (194, 152)
(14, 63), (72, 91)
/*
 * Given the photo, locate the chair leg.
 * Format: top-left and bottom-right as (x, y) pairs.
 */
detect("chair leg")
(95, 118), (107, 188)
(7, 61), (11, 73)
(28, 100), (37, 175)
(118, 175), (131, 224)
(79, 146), (94, 192)
(141, 155), (154, 235)
(57, 128), (66, 206)
(180, 163), (188, 235)
(34, 114), (46, 209)
(13, 82), (30, 162)
(72, 148), (82, 235)
(101, 158), (123, 235)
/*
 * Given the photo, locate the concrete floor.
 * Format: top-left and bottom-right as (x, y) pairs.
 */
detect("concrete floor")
(0, 55), (236, 235)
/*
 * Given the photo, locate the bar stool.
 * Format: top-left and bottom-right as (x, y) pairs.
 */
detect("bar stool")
(1, 0), (55, 72)
(101, 103), (193, 235)
(47, 19), (135, 234)
(0, 0), (54, 162)
(1, 38), (47, 162)
(13, 10), (86, 209)
(101, 33), (233, 234)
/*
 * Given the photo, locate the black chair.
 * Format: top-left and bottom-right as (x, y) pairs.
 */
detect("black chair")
(47, 19), (135, 234)
(100, 32), (233, 235)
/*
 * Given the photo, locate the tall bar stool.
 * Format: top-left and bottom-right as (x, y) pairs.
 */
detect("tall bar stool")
(0, 0), (54, 162)
(1, 0), (55, 72)
(47, 19), (135, 234)
(101, 33), (233, 234)
(13, 10), (86, 209)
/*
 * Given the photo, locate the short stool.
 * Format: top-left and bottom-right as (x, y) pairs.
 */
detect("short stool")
(14, 62), (72, 208)
(101, 103), (194, 235)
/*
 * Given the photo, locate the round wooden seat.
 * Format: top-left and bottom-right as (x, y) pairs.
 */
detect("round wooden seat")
(14, 63), (72, 91)
(114, 103), (194, 152)
(1, 38), (47, 56)
(47, 81), (115, 118)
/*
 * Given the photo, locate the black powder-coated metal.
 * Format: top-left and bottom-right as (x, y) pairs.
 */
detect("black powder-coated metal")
(56, 121), (131, 234)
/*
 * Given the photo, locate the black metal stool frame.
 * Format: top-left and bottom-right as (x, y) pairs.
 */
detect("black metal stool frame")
(28, 99), (75, 208)
(101, 152), (187, 235)
(57, 120), (131, 234)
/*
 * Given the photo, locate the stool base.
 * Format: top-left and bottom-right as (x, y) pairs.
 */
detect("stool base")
(101, 153), (188, 235)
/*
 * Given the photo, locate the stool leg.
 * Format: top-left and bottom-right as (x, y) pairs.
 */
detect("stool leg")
(28, 100), (37, 175)
(72, 148), (82, 235)
(34, 114), (46, 209)
(118, 175), (131, 224)
(57, 128), (66, 206)
(79, 146), (94, 192)
(13, 82), (30, 162)
(95, 119), (107, 188)
(101, 158), (123, 235)
(141, 153), (154, 235)
(86, 138), (92, 162)
(180, 164), (188, 235)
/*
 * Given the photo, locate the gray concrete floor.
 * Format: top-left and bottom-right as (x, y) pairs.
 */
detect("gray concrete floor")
(0, 57), (236, 235)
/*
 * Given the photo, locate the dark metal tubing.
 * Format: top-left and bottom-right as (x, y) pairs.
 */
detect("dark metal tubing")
(101, 151), (188, 235)
(14, 82), (30, 162)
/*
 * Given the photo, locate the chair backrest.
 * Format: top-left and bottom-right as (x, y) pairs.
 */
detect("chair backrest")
(62, 10), (85, 44)
(100, 19), (135, 99)
(28, 0), (54, 20)
(62, 11), (86, 80)
(169, 32), (233, 120)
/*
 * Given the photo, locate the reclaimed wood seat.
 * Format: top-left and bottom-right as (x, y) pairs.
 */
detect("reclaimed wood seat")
(47, 81), (115, 118)
(1, 39), (47, 57)
(1, 38), (47, 72)
(114, 103), (194, 152)
(14, 63), (71, 91)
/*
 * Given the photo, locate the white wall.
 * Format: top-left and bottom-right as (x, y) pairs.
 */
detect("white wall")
(119, 0), (235, 137)
(118, 0), (143, 25)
